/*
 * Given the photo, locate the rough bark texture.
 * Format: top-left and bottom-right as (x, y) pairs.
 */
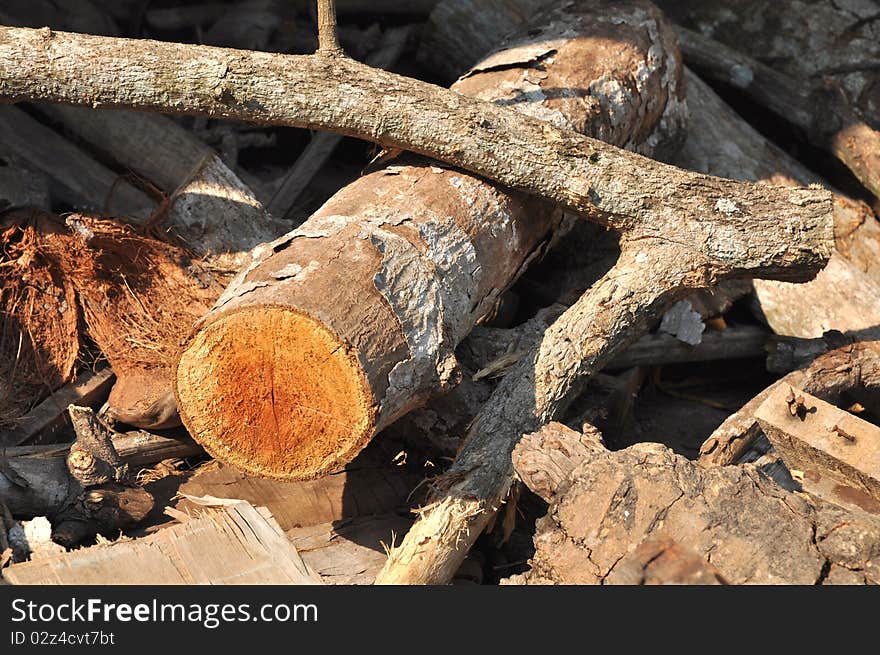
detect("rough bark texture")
(174, 0), (690, 480)
(671, 69), (880, 339)
(510, 428), (880, 585)
(0, 24), (830, 236)
(700, 341), (880, 466)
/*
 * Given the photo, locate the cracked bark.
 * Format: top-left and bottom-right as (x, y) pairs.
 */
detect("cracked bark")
(507, 423), (880, 585)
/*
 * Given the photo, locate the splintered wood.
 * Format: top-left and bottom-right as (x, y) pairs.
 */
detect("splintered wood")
(3, 501), (322, 585)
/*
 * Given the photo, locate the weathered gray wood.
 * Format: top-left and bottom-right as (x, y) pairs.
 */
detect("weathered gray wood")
(0, 368), (115, 447)
(287, 514), (412, 585)
(1, 429), (202, 518)
(2, 501), (323, 584)
(677, 25), (880, 201)
(37, 105), (213, 195)
(146, 0), (436, 30)
(0, 106), (153, 219)
(654, 0), (880, 129)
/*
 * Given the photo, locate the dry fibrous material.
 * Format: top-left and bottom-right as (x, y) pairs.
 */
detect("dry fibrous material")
(0, 209), (224, 431)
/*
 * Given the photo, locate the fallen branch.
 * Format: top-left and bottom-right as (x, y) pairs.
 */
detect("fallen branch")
(0, 25), (830, 235)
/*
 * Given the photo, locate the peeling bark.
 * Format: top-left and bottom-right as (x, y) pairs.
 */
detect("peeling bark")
(175, 0), (691, 480)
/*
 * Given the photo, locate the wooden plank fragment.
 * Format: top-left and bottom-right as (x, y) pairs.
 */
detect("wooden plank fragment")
(178, 461), (419, 531)
(755, 385), (880, 504)
(1, 368), (116, 446)
(2, 501), (322, 585)
(287, 514), (412, 585)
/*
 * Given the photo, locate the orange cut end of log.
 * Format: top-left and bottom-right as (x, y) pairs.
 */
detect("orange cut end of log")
(174, 306), (376, 480)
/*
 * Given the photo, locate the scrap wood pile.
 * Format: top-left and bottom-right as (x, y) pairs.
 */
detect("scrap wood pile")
(1, 0), (880, 585)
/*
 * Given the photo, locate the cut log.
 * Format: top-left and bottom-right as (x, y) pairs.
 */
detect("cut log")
(2, 500), (322, 585)
(175, 0), (688, 480)
(755, 385), (880, 504)
(510, 429), (880, 585)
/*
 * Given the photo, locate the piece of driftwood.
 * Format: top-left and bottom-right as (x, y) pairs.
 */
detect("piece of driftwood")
(267, 25), (412, 219)
(508, 424), (880, 585)
(1, 367), (115, 446)
(0, 106), (153, 219)
(2, 501), (322, 585)
(677, 26), (880, 199)
(700, 341), (880, 466)
(755, 385), (880, 504)
(175, 0), (690, 480)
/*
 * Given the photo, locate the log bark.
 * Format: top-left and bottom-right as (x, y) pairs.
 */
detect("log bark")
(509, 426), (880, 585)
(375, 84), (830, 587)
(174, 0), (690, 480)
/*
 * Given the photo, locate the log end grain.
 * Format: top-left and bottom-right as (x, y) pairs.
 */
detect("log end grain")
(175, 306), (376, 480)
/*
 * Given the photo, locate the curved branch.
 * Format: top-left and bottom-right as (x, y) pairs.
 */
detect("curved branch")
(0, 24), (831, 270)
(375, 246), (692, 584)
